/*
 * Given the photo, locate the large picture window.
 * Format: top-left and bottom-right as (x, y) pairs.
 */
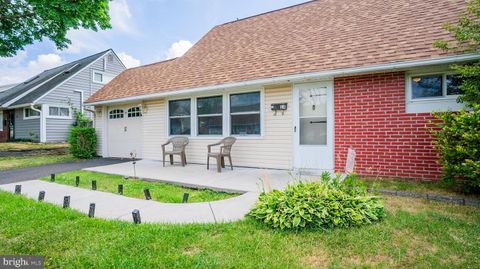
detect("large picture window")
(169, 99), (191, 135)
(197, 96), (222, 135)
(230, 92), (261, 135)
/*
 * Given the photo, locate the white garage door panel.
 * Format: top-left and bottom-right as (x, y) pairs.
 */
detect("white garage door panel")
(107, 107), (143, 158)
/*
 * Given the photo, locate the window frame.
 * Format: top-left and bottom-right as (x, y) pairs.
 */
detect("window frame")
(407, 71), (462, 102)
(127, 106), (142, 118)
(165, 89), (264, 139)
(196, 95), (224, 136)
(23, 107), (41, 120)
(46, 105), (72, 119)
(167, 98), (192, 136)
(228, 91), (262, 137)
(109, 109), (125, 119)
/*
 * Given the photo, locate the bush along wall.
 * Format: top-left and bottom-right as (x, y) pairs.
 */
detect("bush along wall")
(249, 173), (385, 230)
(68, 112), (96, 159)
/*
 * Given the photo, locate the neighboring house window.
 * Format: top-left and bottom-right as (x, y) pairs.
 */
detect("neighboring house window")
(230, 92), (261, 135)
(92, 71), (113, 84)
(197, 96), (222, 135)
(48, 106), (70, 118)
(109, 109), (124, 119)
(169, 99), (191, 135)
(24, 107), (40, 119)
(127, 107), (142, 118)
(406, 72), (465, 113)
(0, 112), (3, 132)
(410, 73), (463, 99)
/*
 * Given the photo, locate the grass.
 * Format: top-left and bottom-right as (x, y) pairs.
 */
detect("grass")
(0, 191), (478, 268)
(0, 155), (79, 170)
(359, 177), (480, 199)
(39, 170), (238, 203)
(0, 142), (68, 151)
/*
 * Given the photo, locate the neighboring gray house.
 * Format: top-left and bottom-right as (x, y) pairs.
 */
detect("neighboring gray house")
(0, 49), (126, 143)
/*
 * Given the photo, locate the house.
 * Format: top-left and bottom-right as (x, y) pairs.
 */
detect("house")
(85, 0), (478, 180)
(0, 49), (126, 143)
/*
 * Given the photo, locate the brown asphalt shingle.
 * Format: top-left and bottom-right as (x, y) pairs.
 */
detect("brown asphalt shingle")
(88, 0), (465, 103)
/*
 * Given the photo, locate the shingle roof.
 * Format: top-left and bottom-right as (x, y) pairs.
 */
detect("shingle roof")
(87, 0), (466, 103)
(0, 50), (110, 107)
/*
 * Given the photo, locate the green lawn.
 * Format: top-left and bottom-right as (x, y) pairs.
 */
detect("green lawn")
(0, 142), (68, 151)
(0, 155), (79, 170)
(0, 191), (478, 268)
(40, 170), (237, 203)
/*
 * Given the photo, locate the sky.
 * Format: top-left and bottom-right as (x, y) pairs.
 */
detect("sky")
(0, 0), (307, 85)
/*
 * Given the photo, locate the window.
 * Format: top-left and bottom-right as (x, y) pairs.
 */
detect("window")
(109, 109), (124, 119)
(48, 106), (70, 118)
(197, 96), (222, 135)
(230, 92), (261, 135)
(169, 99), (191, 135)
(93, 71), (104, 83)
(127, 107), (142, 118)
(410, 73), (464, 99)
(24, 107), (40, 119)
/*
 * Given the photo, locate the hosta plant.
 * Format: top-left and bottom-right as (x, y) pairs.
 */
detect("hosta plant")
(249, 173), (385, 230)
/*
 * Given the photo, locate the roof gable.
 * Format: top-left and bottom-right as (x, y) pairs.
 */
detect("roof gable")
(88, 0), (467, 103)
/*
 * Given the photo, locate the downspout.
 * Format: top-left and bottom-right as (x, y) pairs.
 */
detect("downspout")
(30, 104), (46, 143)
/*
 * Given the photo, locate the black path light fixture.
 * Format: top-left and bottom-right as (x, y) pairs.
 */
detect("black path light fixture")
(92, 180), (97, 190)
(38, 191), (45, 201)
(132, 209), (141, 224)
(63, 196), (70, 208)
(182, 193), (189, 203)
(88, 203), (95, 218)
(144, 188), (151, 200)
(118, 184), (123, 195)
(14, 185), (21, 194)
(75, 176), (80, 187)
(50, 173), (55, 182)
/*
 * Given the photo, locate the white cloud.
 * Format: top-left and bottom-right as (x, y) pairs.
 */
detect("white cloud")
(0, 52), (65, 85)
(61, 29), (108, 54)
(109, 0), (134, 33)
(117, 52), (141, 68)
(165, 40), (193, 59)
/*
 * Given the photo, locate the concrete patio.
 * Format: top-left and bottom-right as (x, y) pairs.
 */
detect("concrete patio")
(84, 159), (297, 193)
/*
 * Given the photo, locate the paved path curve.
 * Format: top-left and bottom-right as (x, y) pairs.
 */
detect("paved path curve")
(0, 180), (258, 224)
(0, 158), (129, 184)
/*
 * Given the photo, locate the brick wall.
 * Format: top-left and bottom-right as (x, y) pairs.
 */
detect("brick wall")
(334, 72), (442, 180)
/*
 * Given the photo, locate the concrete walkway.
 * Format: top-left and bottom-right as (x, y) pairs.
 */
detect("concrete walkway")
(0, 158), (129, 184)
(0, 180), (259, 224)
(85, 159), (296, 193)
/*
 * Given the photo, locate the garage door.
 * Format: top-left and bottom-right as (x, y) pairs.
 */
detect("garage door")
(107, 106), (143, 158)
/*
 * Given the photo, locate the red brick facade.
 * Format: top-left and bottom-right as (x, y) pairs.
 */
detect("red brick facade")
(334, 72), (442, 180)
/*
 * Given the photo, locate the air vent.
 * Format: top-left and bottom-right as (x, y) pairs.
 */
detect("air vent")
(107, 54), (114, 63)
(24, 76), (39, 84)
(64, 63), (79, 74)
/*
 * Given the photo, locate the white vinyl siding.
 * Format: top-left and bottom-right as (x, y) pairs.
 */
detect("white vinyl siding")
(138, 84), (293, 169)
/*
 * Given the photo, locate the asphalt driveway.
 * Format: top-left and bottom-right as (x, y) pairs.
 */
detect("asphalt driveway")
(0, 158), (130, 184)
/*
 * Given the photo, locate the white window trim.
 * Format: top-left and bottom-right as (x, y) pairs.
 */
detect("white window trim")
(405, 70), (464, 113)
(165, 88), (264, 139)
(45, 104), (72, 119)
(127, 106), (143, 118)
(92, 70), (113, 84)
(23, 107), (41, 120)
(196, 95), (224, 137)
(109, 108), (125, 119)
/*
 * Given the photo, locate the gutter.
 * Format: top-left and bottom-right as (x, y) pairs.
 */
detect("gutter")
(85, 53), (480, 106)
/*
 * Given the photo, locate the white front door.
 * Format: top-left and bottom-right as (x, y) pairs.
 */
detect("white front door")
(293, 81), (334, 171)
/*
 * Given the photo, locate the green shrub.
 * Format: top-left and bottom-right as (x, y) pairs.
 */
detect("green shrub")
(249, 173), (385, 230)
(68, 127), (97, 159)
(432, 105), (480, 193)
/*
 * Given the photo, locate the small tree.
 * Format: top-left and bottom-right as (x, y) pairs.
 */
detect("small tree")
(68, 112), (96, 159)
(432, 0), (480, 193)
